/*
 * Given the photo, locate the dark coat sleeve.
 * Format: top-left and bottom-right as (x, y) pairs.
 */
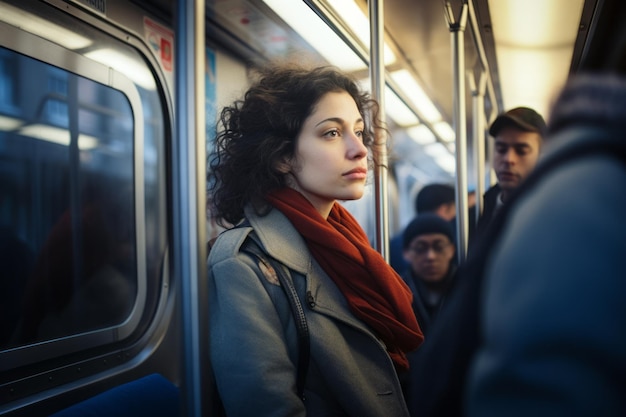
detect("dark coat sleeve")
(467, 156), (626, 417)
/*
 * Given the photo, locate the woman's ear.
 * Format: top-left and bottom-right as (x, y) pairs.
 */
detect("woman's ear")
(275, 160), (291, 174)
(275, 156), (293, 174)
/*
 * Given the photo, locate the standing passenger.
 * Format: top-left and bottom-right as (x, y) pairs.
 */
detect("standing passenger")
(401, 213), (457, 335)
(472, 106), (546, 250)
(389, 183), (456, 273)
(467, 74), (626, 417)
(404, 107), (547, 417)
(399, 214), (457, 416)
(206, 64), (423, 417)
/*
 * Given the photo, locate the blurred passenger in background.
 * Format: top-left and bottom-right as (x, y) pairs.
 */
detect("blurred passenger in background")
(472, 106), (546, 251)
(389, 183), (455, 273)
(399, 214), (457, 416)
(467, 73), (626, 417)
(414, 183), (457, 221)
(401, 214), (457, 335)
(405, 107), (547, 417)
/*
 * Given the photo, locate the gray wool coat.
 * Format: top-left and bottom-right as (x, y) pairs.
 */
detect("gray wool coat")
(208, 205), (411, 417)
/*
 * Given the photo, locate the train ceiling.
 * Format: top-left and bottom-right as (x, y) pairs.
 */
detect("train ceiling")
(136, 0), (624, 183)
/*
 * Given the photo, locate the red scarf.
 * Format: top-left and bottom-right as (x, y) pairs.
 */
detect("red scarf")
(267, 188), (424, 371)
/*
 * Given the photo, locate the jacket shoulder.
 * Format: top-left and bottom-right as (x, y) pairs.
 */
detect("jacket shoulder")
(207, 225), (253, 266)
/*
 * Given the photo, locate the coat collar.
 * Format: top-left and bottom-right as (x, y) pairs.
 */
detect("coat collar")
(244, 205), (311, 275)
(243, 206), (384, 338)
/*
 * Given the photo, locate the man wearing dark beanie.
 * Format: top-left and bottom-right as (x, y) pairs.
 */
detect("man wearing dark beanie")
(389, 183), (456, 274)
(405, 108), (547, 417)
(401, 213), (457, 336)
(399, 214), (458, 417)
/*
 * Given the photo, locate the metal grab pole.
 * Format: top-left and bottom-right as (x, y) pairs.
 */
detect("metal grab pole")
(369, 0), (390, 261)
(467, 0), (499, 126)
(467, 0), (500, 191)
(445, 2), (469, 264)
(473, 73), (487, 221)
(174, 0), (206, 416)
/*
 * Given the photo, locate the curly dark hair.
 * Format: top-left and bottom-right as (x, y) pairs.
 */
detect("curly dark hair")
(207, 64), (385, 227)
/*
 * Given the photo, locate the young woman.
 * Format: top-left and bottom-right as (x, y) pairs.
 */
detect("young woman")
(207, 64), (423, 417)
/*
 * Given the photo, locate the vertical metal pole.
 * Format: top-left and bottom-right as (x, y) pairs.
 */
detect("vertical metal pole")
(473, 73), (487, 221)
(369, 0), (390, 261)
(467, 0), (499, 125)
(466, 0), (500, 207)
(486, 129), (496, 189)
(174, 0), (206, 416)
(445, 2), (469, 264)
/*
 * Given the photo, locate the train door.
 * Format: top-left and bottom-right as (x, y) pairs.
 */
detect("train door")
(0, 1), (179, 415)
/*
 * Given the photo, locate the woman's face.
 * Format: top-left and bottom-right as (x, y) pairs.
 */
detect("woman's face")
(285, 90), (369, 218)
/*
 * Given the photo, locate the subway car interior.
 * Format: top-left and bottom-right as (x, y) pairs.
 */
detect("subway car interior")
(0, 0), (625, 416)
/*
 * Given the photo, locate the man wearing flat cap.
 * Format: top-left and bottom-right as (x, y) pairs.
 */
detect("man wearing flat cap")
(472, 106), (546, 249)
(406, 106), (547, 417)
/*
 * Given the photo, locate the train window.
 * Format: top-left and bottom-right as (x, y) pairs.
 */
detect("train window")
(0, 3), (169, 377)
(0, 46), (137, 348)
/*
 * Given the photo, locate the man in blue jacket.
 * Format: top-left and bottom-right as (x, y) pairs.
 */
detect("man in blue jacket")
(467, 74), (626, 416)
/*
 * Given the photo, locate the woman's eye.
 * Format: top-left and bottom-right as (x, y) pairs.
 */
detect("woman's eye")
(355, 130), (363, 138)
(324, 129), (340, 138)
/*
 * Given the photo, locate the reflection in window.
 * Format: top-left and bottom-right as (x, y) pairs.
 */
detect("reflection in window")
(0, 47), (137, 347)
(0, 50), (17, 109)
